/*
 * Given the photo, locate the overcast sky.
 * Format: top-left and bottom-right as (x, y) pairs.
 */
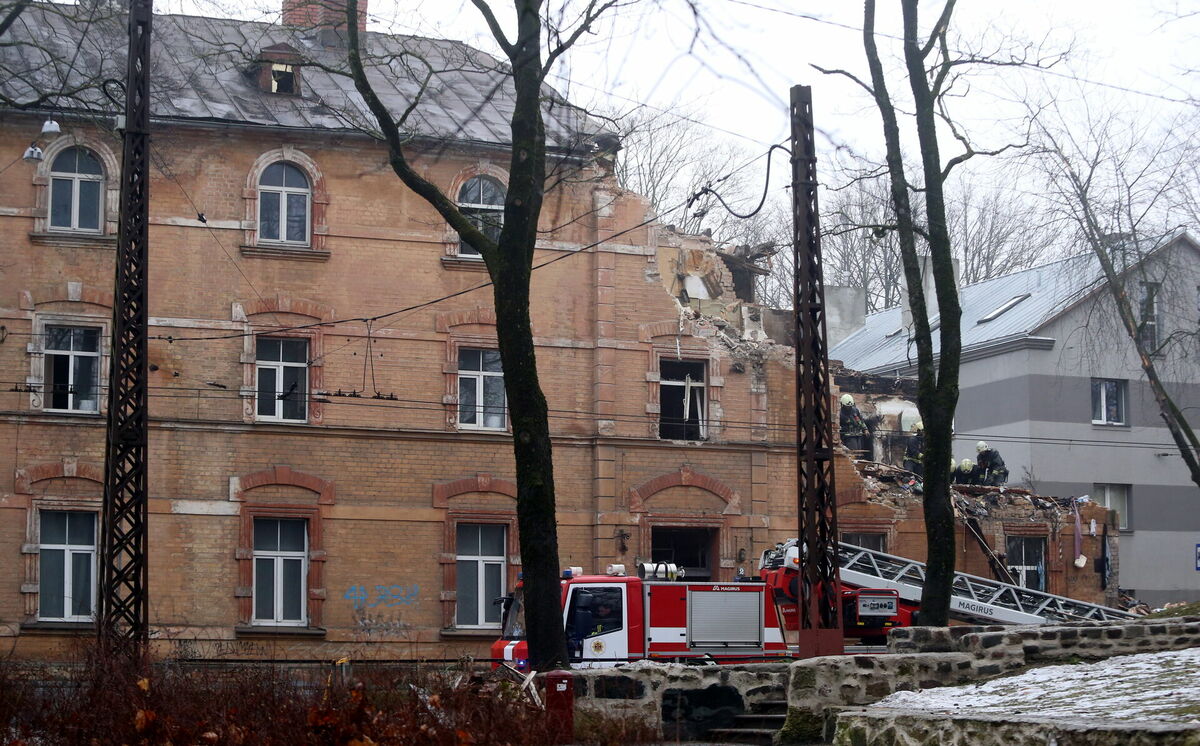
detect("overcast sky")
(167, 0), (1200, 213)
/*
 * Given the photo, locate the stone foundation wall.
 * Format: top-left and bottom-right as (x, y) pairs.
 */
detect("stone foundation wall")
(566, 662), (789, 740)
(889, 617), (1200, 663)
(778, 617), (1200, 744)
(832, 709), (1200, 746)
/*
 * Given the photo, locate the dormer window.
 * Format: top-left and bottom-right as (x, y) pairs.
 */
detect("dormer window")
(271, 64), (296, 94)
(256, 44), (303, 96)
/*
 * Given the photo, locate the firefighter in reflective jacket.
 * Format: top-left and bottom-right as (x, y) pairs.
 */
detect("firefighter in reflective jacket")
(953, 458), (979, 485)
(839, 394), (872, 459)
(975, 441), (1009, 486)
(904, 421), (924, 477)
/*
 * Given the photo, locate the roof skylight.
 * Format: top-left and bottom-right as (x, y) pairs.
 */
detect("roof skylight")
(978, 293), (1031, 323)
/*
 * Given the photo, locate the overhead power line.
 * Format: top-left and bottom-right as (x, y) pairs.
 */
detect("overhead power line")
(724, 0), (1195, 106)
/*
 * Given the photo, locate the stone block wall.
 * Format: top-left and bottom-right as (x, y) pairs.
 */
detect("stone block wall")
(567, 662), (789, 741)
(832, 709), (1200, 746)
(778, 617), (1200, 744)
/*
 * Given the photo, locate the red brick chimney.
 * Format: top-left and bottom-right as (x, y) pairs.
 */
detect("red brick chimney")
(282, 0), (367, 32)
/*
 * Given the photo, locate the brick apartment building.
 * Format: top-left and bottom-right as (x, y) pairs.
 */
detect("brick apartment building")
(0, 1), (1114, 660)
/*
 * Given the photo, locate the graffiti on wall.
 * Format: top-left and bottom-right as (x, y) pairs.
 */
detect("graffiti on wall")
(344, 584), (419, 610)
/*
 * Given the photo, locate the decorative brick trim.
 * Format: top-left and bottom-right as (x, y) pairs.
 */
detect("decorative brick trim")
(440, 510), (519, 630)
(15, 458), (103, 494)
(236, 503), (326, 626)
(236, 295), (334, 321)
(22, 282), (113, 310)
(434, 307), (497, 333)
(242, 147), (329, 254)
(432, 473), (517, 508)
(627, 465), (742, 515)
(231, 465), (335, 505)
(31, 134), (121, 236)
(639, 319), (697, 343)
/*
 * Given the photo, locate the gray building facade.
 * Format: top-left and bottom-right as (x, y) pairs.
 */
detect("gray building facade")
(831, 235), (1200, 606)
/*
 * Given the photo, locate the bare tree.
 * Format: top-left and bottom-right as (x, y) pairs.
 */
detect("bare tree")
(0, 0), (122, 110)
(1030, 109), (1200, 490)
(820, 168), (1061, 313)
(817, 0), (1060, 624)
(338, 0), (630, 669)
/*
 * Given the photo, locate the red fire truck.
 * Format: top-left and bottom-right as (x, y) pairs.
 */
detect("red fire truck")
(492, 563), (791, 671)
(758, 539), (912, 643)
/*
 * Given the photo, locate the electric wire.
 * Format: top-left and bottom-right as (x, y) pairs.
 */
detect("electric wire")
(2, 378), (1185, 452)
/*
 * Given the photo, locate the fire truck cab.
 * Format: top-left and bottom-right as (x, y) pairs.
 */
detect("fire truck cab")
(493, 564), (790, 671)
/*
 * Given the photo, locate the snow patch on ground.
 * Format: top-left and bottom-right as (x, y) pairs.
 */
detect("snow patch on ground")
(875, 647), (1200, 725)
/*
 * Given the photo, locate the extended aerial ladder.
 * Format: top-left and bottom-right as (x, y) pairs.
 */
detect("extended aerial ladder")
(762, 539), (1136, 626)
(836, 542), (1137, 625)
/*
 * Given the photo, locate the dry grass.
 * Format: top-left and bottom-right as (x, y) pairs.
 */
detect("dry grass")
(0, 644), (562, 745)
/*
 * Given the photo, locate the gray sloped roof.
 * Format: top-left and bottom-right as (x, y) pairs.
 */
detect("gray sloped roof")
(831, 253), (1106, 373)
(831, 230), (1200, 373)
(1, 4), (600, 152)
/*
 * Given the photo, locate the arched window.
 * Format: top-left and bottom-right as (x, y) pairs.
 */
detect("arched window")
(49, 147), (104, 233)
(456, 175), (505, 256)
(258, 162), (310, 245)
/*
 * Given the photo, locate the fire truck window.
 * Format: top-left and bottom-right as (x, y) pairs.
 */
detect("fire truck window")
(566, 587), (623, 642)
(651, 526), (713, 580)
(842, 532), (886, 553)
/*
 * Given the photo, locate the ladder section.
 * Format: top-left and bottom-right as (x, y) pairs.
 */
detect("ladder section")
(837, 543), (1137, 625)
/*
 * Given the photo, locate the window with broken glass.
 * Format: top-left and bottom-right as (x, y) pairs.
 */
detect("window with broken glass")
(43, 325), (100, 413)
(252, 517), (308, 626)
(258, 162), (310, 245)
(456, 176), (504, 257)
(256, 338), (308, 422)
(457, 348), (506, 430)
(659, 359), (706, 440)
(1005, 536), (1046, 591)
(1092, 484), (1130, 530)
(1090, 378), (1127, 426)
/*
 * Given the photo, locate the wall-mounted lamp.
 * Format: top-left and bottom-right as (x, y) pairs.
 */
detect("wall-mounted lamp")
(21, 118), (63, 163)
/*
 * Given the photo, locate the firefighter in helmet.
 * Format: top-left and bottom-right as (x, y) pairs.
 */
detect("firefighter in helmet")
(839, 393), (872, 460)
(975, 441), (1009, 486)
(904, 420), (925, 478)
(953, 457), (979, 485)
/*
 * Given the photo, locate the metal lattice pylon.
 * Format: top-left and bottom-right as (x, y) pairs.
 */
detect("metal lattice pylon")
(790, 85), (842, 656)
(100, 0), (153, 645)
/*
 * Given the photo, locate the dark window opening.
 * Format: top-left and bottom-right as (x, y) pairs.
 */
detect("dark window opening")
(842, 532), (886, 553)
(659, 359), (706, 440)
(651, 526), (714, 580)
(1005, 536), (1046, 591)
(271, 64), (296, 94)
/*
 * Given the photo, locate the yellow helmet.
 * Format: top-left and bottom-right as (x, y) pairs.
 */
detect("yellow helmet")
(976, 440), (989, 453)
(913, 421), (924, 432)
(960, 458), (975, 470)
(839, 394), (854, 406)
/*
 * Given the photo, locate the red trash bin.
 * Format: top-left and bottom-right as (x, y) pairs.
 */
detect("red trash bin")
(543, 670), (574, 744)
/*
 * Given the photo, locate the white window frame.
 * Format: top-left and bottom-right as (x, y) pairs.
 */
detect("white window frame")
(457, 348), (507, 431)
(255, 337), (309, 423)
(42, 325), (102, 414)
(251, 518), (308, 627)
(48, 148), (104, 234)
(1005, 536), (1046, 592)
(1093, 484), (1130, 530)
(456, 176), (505, 258)
(1091, 378), (1127, 426)
(257, 162), (311, 246)
(660, 360), (707, 440)
(455, 523), (506, 629)
(38, 510), (97, 622)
